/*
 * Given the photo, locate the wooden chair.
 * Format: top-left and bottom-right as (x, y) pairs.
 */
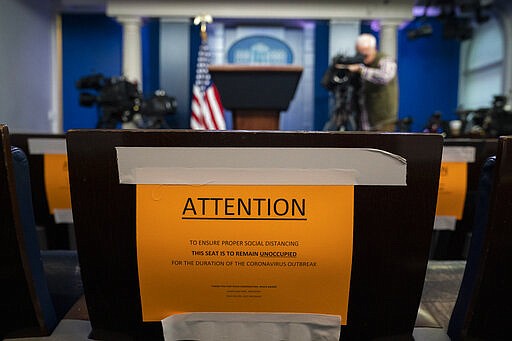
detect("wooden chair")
(67, 130), (443, 340)
(431, 138), (498, 260)
(415, 136), (512, 340)
(447, 136), (512, 340)
(0, 125), (57, 337)
(9, 133), (71, 250)
(0, 125), (83, 338)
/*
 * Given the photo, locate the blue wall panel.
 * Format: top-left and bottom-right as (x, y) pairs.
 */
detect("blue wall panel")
(314, 21), (330, 131)
(397, 18), (460, 132)
(142, 18), (160, 96)
(62, 14), (122, 130)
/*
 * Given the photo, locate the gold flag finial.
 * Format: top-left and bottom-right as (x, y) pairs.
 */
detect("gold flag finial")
(193, 14), (213, 42)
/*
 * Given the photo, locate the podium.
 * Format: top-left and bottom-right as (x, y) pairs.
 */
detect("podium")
(209, 65), (303, 130)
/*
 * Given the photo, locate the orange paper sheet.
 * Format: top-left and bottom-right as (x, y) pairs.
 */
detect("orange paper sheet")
(43, 154), (72, 214)
(436, 162), (468, 220)
(136, 185), (354, 324)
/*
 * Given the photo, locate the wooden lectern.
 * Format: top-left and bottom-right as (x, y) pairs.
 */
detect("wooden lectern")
(209, 65), (303, 130)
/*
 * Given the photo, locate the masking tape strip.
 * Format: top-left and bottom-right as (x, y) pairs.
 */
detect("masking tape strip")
(116, 147), (407, 186)
(442, 146), (476, 163)
(53, 208), (74, 224)
(433, 215), (457, 231)
(28, 138), (67, 155)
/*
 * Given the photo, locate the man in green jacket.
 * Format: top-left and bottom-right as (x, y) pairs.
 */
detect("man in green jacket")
(339, 34), (398, 131)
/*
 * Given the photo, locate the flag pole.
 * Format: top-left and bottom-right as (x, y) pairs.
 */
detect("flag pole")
(190, 14), (226, 130)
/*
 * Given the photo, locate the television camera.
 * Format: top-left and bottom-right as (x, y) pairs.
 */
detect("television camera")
(321, 53), (365, 131)
(321, 53), (365, 91)
(76, 74), (177, 128)
(456, 95), (512, 138)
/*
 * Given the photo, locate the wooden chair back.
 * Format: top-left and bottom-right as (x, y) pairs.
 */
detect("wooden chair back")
(67, 130), (443, 340)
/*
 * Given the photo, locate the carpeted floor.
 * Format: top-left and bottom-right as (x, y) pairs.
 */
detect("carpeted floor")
(417, 260), (466, 329)
(5, 261), (467, 340)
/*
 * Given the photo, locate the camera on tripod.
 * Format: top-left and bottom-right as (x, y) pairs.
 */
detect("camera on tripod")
(140, 90), (178, 129)
(321, 53), (365, 131)
(76, 73), (177, 128)
(321, 53), (365, 91)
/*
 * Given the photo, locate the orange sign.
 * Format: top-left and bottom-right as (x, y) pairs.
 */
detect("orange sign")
(436, 162), (467, 220)
(43, 154), (72, 214)
(136, 185), (354, 324)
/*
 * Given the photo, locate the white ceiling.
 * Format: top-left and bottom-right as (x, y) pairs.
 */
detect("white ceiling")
(60, 0), (106, 12)
(60, 0), (415, 20)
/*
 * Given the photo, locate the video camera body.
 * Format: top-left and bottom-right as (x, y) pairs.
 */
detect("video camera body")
(321, 53), (365, 91)
(77, 73), (177, 128)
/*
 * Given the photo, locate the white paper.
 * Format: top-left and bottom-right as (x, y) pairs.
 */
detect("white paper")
(116, 147), (407, 186)
(433, 215), (457, 231)
(162, 312), (341, 341)
(53, 208), (74, 224)
(27, 138), (67, 155)
(442, 146), (476, 163)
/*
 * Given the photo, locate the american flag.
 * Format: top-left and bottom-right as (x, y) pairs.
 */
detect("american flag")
(190, 40), (226, 130)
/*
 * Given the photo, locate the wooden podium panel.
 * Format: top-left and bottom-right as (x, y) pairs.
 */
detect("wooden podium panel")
(66, 130), (442, 340)
(232, 110), (280, 130)
(209, 65), (303, 130)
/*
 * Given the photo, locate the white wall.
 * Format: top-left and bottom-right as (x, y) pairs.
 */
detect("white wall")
(0, 0), (58, 133)
(495, 0), (512, 104)
(458, 16), (505, 109)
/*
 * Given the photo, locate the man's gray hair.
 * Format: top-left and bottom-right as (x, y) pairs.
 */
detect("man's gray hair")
(356, 33), (376, 48)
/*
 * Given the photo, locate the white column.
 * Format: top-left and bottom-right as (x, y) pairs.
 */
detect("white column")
(379, 20), (402, 60)
(117, 16), (143, 88)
